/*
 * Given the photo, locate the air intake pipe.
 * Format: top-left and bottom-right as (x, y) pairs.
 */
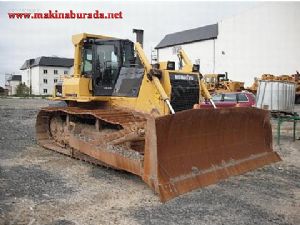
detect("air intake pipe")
(133, 29), (144, 48)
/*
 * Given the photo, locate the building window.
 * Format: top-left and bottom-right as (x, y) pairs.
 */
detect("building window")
(43, 79), (47, 84)
(54, 79), (58, 83)
(43, 69), (47, 74)
(64, 70), (68, 75)
(43, 89), (48, 94)
(54, 70), (58, 74)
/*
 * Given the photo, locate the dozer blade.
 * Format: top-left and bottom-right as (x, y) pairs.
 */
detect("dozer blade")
(143, 107), (281, 202)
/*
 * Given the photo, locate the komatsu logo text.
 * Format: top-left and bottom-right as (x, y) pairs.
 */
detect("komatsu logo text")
(172, 74), (196, 81)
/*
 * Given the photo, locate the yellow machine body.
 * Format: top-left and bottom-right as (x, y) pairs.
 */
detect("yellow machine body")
(53, 34), (201, 116)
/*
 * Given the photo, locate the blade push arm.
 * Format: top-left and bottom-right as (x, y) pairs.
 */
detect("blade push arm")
(200, 80), (216, 108)
(135, 43), (175, 114)
(177, 49), (193, 71)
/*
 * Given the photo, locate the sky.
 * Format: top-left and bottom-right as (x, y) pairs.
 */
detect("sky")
(0, 1), (260, 86)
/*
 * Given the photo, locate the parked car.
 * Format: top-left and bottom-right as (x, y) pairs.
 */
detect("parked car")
(199, 92), (256, 108)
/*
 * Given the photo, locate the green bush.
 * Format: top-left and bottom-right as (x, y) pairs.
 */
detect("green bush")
(15, 83), (30, 97)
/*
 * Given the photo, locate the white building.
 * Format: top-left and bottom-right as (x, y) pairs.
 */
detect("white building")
(156, 2), (300, 86)
(5, 74), (22, 95)
(20, 57), (73, 95)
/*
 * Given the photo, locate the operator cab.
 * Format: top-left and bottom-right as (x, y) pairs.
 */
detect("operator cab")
(81, 38), (143, 96)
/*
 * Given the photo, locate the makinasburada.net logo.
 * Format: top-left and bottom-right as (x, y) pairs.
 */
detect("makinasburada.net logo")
(8, 10), (123, 19)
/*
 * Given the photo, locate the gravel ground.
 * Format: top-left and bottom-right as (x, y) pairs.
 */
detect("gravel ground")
(0, 98), (299, 225)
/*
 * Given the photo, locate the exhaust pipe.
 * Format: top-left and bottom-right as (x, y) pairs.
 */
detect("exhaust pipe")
(133, 29), (144, 48)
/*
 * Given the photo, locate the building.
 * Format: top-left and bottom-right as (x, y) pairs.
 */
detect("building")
(155, 2), (300, 86)
(20, 56), (73, 95)
(5, 74), (22, 95)
(0, 86), (8, 96)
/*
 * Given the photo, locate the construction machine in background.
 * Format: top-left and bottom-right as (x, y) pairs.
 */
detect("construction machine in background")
(247, 74), (276, 94)
(36, 30), (281, 202)
(248, 73), (300, 104)
(203, 73), (245, 93)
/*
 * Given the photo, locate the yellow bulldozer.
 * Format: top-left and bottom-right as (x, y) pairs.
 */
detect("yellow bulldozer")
(36, 30), (281, 202)
(203, 73), (245, 93)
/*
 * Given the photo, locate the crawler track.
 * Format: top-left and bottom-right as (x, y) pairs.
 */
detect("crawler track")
(36, 107), (147, 176)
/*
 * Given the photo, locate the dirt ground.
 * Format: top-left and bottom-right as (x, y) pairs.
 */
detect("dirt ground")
(0, 98), (299, 225)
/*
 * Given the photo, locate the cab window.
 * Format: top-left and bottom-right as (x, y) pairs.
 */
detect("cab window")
(122, 42), (135, 67)
(82, 47), (93, 75)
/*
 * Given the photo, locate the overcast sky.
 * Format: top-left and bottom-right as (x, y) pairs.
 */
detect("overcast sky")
(0, 1), (260, 86)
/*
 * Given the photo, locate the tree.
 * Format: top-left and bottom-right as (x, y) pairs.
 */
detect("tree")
(15, 83), (30, 96)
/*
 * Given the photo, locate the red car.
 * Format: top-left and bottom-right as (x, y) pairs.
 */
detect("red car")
(199, 92), (256, 108)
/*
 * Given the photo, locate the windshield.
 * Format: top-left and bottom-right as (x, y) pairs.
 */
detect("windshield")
(212, 93), (239, 102)
(96, 45), (119, 69)
(223, 93), (237, 102)
(94, 44), (120, 85)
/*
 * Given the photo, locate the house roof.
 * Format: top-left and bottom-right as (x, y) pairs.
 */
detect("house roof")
(155, 23), (218, 49)
(20, 57), (73, 70)
(9, 75), (22, 81)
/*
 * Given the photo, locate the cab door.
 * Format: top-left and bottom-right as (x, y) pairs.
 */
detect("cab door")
(92, 41), (121, 96)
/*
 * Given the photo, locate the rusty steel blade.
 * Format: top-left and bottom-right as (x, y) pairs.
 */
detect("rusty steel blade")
(143, 107), (281, 202)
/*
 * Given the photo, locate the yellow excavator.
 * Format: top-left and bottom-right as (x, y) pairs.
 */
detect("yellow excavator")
(36, 30), (281, 202)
